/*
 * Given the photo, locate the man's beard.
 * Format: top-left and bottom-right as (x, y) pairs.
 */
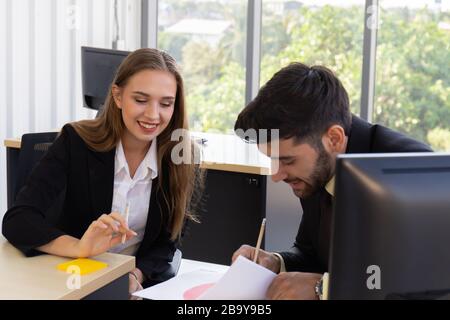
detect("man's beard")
(293, 146), (334, 199)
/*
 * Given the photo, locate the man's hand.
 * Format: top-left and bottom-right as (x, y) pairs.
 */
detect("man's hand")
(266, 272), (322, 300)
(231, 244), (281, 273)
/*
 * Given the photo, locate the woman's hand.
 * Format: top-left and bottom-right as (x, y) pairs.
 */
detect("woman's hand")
(129, 268), (145, 300)
(76, 212), (137, 257)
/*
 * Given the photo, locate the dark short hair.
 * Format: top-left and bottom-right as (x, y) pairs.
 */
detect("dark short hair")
(234, 62), (352, 146)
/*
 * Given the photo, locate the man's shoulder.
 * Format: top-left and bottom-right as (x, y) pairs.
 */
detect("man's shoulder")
(371, 123), (433, 153)
(348, 115), (433, 153)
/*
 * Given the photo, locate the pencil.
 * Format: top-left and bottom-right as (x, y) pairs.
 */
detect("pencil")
(253, 218), (266, 263)
(121, 202), (130, 244)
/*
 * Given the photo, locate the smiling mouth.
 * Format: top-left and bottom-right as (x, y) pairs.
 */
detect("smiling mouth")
(138, 121), (158, 129)
(286, 179), (303, 189)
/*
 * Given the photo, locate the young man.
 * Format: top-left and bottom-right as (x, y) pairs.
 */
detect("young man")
(232, 63), (432, 299)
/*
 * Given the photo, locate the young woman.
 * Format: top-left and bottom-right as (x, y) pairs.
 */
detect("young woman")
(2, 48), (201, 297)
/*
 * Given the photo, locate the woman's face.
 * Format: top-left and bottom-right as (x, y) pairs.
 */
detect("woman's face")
(113, 69), (176, 146)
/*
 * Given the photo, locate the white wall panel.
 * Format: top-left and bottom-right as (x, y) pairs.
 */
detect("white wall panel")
(0, 0), (8, 223)
(35, 0), (53, 131)
(11, 0), (31, 138)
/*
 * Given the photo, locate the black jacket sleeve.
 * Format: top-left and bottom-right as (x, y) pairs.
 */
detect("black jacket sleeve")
(278, 203), (324, 273)
(137, 227), (176, 287)
(2, 126), (71, 256)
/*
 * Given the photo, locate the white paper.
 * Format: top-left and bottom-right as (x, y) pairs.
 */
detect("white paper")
(178, 258), (230, 275)
(197, 255), (277, 300)
(133, 256), (277, 300)
(133, 269), (225, 300)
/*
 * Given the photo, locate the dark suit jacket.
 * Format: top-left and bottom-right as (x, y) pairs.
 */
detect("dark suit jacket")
(2, 124), (176, 284)
(279, 115), (433, 273)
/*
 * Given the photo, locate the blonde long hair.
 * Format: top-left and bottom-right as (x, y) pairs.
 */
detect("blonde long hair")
(71, 48), (201, 240)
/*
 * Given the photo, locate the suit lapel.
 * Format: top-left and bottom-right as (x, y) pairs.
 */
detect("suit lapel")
(87, 148), (115, 218)
(137, 178), (167, 255)
(147, 179), (164, 240)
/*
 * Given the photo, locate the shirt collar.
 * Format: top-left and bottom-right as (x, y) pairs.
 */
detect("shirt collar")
(325, 175), (335, 197)
(145, 138), (158, 180)
(114, 139), (158, 180)
(114, 140), (128, 176)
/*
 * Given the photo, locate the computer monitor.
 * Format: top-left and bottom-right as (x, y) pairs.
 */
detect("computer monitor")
(81, 46), (130, 111)
(328, 152), (450, 300)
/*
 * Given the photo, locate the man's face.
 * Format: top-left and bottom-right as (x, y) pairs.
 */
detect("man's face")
(259, 137), (335, 199)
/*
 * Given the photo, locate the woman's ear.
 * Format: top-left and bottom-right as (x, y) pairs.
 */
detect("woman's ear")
(112, 85), (122, 109)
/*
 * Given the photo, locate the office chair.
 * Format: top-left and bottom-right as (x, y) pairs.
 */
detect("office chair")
(15, 132), (59, 198)
(13, 132), (65, 226)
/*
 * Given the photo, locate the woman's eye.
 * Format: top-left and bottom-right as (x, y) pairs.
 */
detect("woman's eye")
(161, 102), (173, 107)
(135, 99), (147, 104)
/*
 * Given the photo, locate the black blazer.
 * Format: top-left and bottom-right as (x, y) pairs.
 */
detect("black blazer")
(2, 124), (176, 283)
(279, 115), (433, 273)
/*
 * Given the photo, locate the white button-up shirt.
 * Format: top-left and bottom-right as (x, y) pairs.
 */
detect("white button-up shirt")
(108, 138), (158, 255)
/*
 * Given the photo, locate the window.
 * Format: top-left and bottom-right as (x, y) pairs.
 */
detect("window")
(158, 0), (248, 133)
(373, 0), (450, 151)
(261, 0), (366, 115)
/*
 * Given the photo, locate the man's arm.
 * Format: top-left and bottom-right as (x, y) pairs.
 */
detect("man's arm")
(278, 198), (325, 273)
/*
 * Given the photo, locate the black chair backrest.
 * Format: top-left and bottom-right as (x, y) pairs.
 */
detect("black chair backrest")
(15, 132), (59, 198)
(14, 132), (65, 224)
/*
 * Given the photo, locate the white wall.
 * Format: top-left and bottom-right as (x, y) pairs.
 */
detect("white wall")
(0, 0), (141, 221)
(0, 1), (7, 226)
(265, 178), (304, 252)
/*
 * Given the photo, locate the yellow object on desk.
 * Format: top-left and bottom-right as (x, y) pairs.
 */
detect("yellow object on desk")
(57, 258), (108, 275)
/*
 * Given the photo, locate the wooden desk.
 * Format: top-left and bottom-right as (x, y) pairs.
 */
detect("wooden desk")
(3, 137), (20, 149)
(192, 132), (271, 175)
(0, 237), (135, 300)
(4, 131), (271, 175)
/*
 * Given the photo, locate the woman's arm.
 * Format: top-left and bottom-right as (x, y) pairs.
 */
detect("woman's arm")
(2, 126), (137, 258)
(2, 126), (72, 256)
(37, 235), (81, 258)
(37, 212), (137, 258)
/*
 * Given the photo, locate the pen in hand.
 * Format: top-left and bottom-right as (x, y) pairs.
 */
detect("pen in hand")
(253, 218), (266, 263)
(122, 202), (130, 244)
